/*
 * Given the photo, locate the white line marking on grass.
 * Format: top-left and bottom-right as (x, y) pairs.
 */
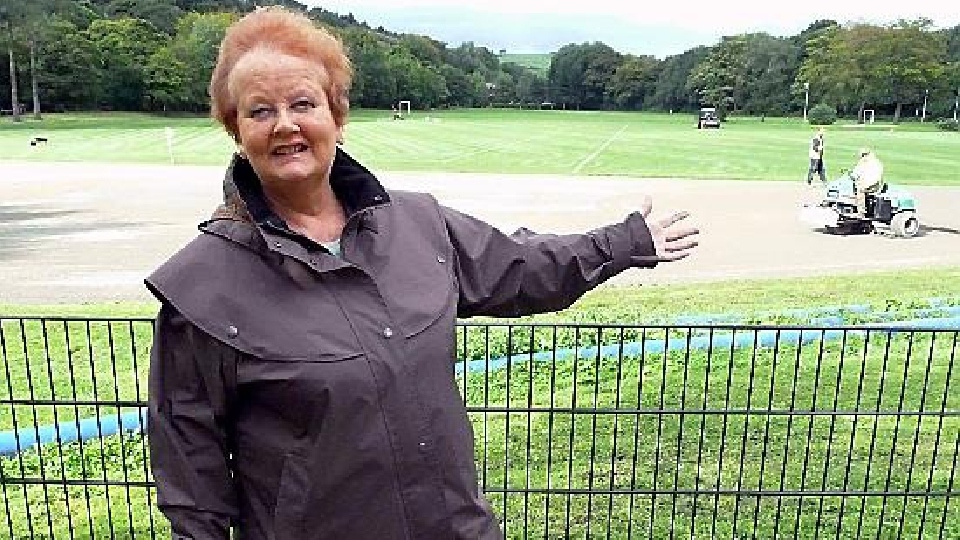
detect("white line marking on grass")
(572, 125), (627, 174)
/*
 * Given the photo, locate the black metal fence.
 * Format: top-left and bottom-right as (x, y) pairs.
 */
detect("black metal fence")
(0, 317), (957, 539)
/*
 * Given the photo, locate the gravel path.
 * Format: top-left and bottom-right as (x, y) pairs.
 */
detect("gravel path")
(2, 161), (959, 304)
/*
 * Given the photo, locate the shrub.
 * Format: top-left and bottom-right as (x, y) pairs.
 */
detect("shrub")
(937, 118), (959, 131)
(807, 103), (837, 125)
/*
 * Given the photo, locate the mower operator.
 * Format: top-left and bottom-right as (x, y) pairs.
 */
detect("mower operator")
(850, 148), (884, 218)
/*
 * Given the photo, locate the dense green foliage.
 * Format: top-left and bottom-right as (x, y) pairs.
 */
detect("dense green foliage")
(2, 2), (959, 123)
(808, 103), (838, 125)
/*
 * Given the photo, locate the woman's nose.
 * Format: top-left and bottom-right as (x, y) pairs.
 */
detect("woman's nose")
(274, 107), (299, 134)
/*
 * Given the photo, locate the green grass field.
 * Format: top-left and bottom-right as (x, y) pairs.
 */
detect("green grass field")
(2, 109), (957, 184)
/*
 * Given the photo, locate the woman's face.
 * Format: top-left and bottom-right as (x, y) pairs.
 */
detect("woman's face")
(229, 49), (342, 190)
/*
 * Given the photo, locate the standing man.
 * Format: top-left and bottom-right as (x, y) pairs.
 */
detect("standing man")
(806, 127), (826, 184)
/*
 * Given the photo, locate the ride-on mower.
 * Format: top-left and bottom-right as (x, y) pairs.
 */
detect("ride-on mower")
(799, 170), (920, 237)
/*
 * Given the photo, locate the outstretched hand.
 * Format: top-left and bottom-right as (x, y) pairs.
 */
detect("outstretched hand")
(638, 196), (699, 262)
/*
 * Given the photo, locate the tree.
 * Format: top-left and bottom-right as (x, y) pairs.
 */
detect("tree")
(36, 18), (101, 109)
(340, 27), (393, 107)
(146, 44), (186, 111)
(797, 25), (872, 121)
(607, 54), (658, 109)
(86, 17), (165, 110)
(0, 4), (23, 121)
(738, 34), (801, 115)
(104, 0), (183, 35)
(548, 42), (620, 109)
(648, 46), (709, 112)
(149, 11), (234, 111)
(870, 19), (946, 123)
(687, 36), (748, 117)
(397, 34), (443, 67)
(942, 24), (960, 62)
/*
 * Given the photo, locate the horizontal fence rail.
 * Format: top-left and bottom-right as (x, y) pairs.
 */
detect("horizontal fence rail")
(0, 317), (957, 539)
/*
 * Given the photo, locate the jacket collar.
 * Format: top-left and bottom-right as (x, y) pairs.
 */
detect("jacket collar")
(209, 146), (391, 230)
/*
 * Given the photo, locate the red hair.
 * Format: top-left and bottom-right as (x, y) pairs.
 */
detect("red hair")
(209, 6), (352, 140)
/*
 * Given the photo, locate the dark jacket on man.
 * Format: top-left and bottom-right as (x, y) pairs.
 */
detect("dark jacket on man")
(146, 149), (659, 539)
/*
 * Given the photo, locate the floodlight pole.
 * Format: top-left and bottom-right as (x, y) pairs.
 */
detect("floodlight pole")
(803, 82), (810, 122)
(921, 89), (928, 123)
(954, 88), (958, 122)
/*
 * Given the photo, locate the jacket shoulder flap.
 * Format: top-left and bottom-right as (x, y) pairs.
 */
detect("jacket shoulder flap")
(145, 227), (361, 361)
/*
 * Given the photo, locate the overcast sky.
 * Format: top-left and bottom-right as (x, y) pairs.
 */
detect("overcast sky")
(305, 1), (960, 58)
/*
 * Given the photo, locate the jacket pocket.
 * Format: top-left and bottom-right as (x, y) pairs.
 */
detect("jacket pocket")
(378, 252), (455, 339)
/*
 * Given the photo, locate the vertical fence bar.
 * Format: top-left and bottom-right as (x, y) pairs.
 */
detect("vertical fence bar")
(690, 326), (715, 539)
(875, 331), (916, 540)
(732, 329), (760, 539)
(87, 320), (117, 540)
(19, 319), (55, 539)
(107, 322), (137, 539)
(793, 329), (828, 540)
(836, 329), (872, 539)
(669, 328), (693, 540)
(65, 320), (96, 540)
(855, 330), (894, 540)
(131, 319), (157, 539)
(814, 329), (850, 539)
(585, 327), (603, 538)
(482, 326), (491, 495)
(0, 319), (23, 538)
(605, 326), (627, 540)
(564, 327), (582, 537)
(935, 434), (959, 538)
(542, 326), (559, 539)
(711, 327), (737, 540)
(502, 325), (513, 533)
(42, 319), (76, 540)
(523, 327), (534, 540)
(917, 331), (957, 538)
(774, 326), (806, 536)
(753, 328), (782, 535)
(648, 325), (670, 537)
(896, 332), (938, 539)
(626, 327), (648, 540)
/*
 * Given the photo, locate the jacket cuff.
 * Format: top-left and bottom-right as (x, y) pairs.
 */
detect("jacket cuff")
(163, 507), (231, 540)
(611, 211), (658, 270)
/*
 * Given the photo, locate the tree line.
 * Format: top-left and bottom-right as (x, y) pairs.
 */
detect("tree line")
(2, 0), (959, 123)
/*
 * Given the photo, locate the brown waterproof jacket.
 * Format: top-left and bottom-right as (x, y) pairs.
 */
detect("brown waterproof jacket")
(146, 149), (659, 539)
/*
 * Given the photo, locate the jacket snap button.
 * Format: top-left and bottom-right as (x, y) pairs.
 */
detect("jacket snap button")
(274, 242), (282, 248)
(382, 327), (394, 338)
(227, 325), (239, 338)
(437, 255), (446, 264)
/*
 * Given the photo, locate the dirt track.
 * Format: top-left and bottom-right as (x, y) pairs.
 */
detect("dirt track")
(2, 161), (959, 304)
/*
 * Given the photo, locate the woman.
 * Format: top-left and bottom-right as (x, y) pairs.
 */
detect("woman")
(146, 7), (699, 539)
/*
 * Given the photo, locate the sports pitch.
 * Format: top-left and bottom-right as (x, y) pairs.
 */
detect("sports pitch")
(1, 110), (958, 304)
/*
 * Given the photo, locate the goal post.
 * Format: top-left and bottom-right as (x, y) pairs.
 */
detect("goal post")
(398, 100), (411, 117)
(863, 109), (875, 124)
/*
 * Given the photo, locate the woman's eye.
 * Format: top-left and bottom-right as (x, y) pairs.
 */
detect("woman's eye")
(249, 107), (273, 119)
(292, 99), (315, 111)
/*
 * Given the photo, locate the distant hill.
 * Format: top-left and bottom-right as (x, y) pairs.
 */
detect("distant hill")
(499, 53), (552, 75)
